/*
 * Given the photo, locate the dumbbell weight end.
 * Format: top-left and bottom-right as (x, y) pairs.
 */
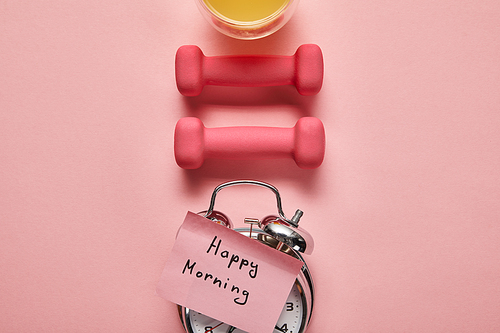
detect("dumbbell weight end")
(175, 46), (204, 97)
(174, 117), (205, 169)
(295, 44), (324, 96)
(294, 117), (325, 169)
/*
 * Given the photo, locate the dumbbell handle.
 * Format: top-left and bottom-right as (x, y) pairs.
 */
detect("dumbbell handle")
(205, 126), (294, 159)
(205, 56), (294, 87)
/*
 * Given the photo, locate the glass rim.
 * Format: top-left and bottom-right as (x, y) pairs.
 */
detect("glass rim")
(197, 0), (296, 27)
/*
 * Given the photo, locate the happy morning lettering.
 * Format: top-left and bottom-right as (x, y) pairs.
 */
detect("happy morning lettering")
(181, 235), (258, 306)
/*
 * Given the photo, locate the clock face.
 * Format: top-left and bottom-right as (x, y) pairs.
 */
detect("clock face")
(188, 281), (304, 333)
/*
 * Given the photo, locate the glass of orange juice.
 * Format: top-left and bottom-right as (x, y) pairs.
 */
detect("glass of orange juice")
(195, 0), (299, 40)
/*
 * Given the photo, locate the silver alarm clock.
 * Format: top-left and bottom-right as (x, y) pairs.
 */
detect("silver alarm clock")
(177, 180), (315, 333)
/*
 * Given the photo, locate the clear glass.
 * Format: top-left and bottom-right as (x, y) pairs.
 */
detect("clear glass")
(195, 0), (299, 40)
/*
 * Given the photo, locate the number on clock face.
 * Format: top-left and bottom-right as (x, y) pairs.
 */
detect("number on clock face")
(189, 282), (304, 333)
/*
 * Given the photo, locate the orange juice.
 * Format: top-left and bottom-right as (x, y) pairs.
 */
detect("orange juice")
(203, 0), (291, 22)
(196, 0), (298, 39)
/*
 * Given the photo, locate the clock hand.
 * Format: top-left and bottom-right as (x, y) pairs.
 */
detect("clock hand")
(226, 326), (236, 333)
(205, 323), (223, 333)
(274, 325), (286, 333)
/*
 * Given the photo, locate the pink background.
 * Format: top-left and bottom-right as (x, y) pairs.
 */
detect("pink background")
(1, 1), (499, 332)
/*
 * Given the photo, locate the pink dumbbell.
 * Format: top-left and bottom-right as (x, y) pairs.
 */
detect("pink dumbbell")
(175, 44), (324, 96)
(174, 117), (325, 169)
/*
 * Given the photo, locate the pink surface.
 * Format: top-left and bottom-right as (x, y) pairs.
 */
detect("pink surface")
(174, 117), (325, 169)
(175, 44), (323, 96)
(156, 212), (303, 333)
(1, 1), (500, 332)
